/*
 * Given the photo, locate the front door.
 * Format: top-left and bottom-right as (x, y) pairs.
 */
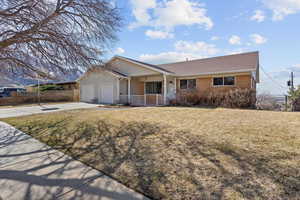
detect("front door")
(167, 81), (175, 99)
(145, 81), (162, 105)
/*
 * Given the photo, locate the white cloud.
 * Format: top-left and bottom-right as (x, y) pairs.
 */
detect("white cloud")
(251, 10), (266, 22)
(139, 40), (220, 64)
(129, 0), (156, 28)
(130, 0), (213, 30)
(225, 11), (251, 22)
(145, 30), (174, 39)
(250, 34), (268, 44)
(174, 40), (220, 55)
(210, 36), (220, 41)
(262, 0), (300, 20)
(153, 0), (213, 30)
(290, 64), (300, 72)
(115, 47), (125, 54)
(229, 35), (242, 45)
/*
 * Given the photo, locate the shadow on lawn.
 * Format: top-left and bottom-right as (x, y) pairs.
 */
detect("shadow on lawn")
(0, 121), (147, 200)
(6, 118), (300, 200)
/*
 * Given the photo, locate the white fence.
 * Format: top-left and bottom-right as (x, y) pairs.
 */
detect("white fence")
(120, 94), (164, 106)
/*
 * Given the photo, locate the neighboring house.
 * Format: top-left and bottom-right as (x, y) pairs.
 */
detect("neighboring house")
(0, 87), (26, 98)
(54, 81), (79, 90)
(26, 81), (78, 92)
(79, 51), (260, 105)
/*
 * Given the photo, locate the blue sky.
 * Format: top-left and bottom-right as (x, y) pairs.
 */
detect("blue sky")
(108, 0), (300, 95)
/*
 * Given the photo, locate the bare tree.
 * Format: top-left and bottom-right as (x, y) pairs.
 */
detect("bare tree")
(256, 93), (282, 111)
(0, 0), (121, 78)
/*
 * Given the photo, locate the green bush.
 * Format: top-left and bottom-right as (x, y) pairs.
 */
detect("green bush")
(39, 84), (63, 91)
(288, 85), (300, 111)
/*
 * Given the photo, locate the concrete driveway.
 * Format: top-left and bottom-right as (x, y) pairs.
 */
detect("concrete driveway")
(0, 121), (149, 200)
(0, 102), (99, 118)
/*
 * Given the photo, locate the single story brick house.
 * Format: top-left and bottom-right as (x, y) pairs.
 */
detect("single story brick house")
(79, 51), (260, 106)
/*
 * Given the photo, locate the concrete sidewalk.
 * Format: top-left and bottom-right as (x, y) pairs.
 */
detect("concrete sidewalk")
(0, 122), (149, 200)
(0, 103), (99, 118)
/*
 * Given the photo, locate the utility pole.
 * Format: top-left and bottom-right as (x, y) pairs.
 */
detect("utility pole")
(287, 71), (295, 111)
(287, 72), (295, 91)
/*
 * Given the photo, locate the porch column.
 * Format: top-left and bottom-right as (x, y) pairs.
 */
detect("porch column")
(128, 78), (131, 104)
(163, 74), (167, 105)
(174, 77), (177, 96)
(117, 78), (120, 103)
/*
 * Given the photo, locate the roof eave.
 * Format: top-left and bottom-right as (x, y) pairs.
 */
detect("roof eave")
(108, 71), (128, 79)
(256, 59), (260, 83)
(111, 56), (173, 75)
(172, 69), (256, 77)
(77, 67), (128, 82)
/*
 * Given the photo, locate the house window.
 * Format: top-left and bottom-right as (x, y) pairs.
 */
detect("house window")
(213, 76), (235, 86)
(145, 82), (162, 94)
(180, 79), (196, 89)
(180, 80), (187, 89)
(213, 77), (223, 86)
(224, 76), (235, 85)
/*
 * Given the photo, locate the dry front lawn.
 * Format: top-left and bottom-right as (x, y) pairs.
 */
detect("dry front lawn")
(0, 101), (72, 109)
(3, 107), (300, 200)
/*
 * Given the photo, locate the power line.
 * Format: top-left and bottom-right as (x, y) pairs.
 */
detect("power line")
(260, 65), (288, 90)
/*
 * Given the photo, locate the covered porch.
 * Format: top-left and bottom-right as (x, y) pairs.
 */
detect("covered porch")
(118, 75), (176, 106)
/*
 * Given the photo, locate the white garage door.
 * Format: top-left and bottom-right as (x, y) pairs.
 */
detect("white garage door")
(81, 84), (95, 102)
(100, 85), (114, 104)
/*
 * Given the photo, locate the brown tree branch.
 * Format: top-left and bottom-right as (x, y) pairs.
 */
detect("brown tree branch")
(0, 0), (121, 79)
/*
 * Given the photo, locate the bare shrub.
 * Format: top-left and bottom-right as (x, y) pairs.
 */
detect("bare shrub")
(175, 90), (200, 106)
(222, 89), (256, 108)
(172, 89), (256, 108)
(256, 93), (282, 111)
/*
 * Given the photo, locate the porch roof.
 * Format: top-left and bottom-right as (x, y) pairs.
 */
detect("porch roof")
(109, 56), (174, 75)
(109, 69), (128, 78)
(77, 65), (128, 81)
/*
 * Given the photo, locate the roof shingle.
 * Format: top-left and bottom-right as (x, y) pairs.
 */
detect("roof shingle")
(158, 51), (259, 76)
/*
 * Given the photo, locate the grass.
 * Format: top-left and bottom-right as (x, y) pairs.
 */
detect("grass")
(2, 107), (300, 200)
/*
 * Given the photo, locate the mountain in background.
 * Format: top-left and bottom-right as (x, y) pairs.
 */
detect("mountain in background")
(0, 69), (83, 87)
